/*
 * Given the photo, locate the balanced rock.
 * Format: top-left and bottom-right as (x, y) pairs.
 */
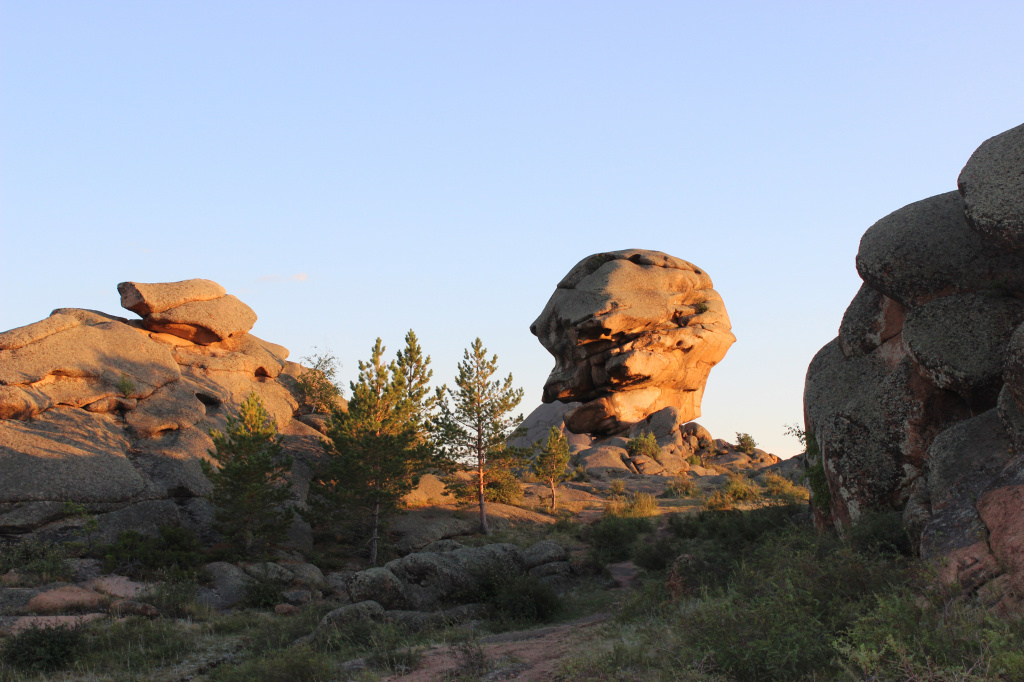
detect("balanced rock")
(805, 121), (1024, 609)
(531, 249), (735, 435)
(0, 280), (326, 545)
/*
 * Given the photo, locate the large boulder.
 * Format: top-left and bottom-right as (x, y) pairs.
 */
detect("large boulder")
(805, 121), (1024, 610)
(0, 280), (324, 545)
(531, 249), (734, 436)
(958, 122), (1024, 252)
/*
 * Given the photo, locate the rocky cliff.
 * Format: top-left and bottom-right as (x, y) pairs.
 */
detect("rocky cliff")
(805, 123), (1024, 611)
(0, 280), (328, 546)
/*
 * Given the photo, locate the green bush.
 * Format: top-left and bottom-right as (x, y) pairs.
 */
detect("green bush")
(735, 432), (757, 454)
(847, 510), (914, 557)
(99, 526), (204, 579)
(443, 469), (523, 506)
(473, 567), (562, 624)
(294, 348), (343, 413)
(760, 472), (809, 504)
(0, 538), (72, 585)
(244, 578), (284, 609)
(703, 473), (763, 510)
(586, 515), (652, 564)
(1, 623), (83, 672)
(633, 537), (681, 571)
(626, 431), (661, 462)
(685, 453), (702, 466)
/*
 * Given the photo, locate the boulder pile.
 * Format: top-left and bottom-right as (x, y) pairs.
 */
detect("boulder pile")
(804, 122), (1024, 610)
(0, 279), (328, 545)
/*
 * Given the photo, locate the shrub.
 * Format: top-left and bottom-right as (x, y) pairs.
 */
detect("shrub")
(1, 623), (83, 672)
(735, 432), (757, 454)
(803, 431), (831, 511)
(294, 348), (342, 413)
(703, 473), (763, 510)
(473, 567), (562, 624)
(626, 431), (660, 462)
(443, 469), (522, 506)
(662, 475), (698, 498)
(608, 480), (626, 496)
(570, 464), (589, 482)
(633, 537), (681, 571)
(99, 526), (203, 579)
(685, 453), (702, 466)
(586, 515), (652, 564)
(116, 374), (136, 398)
(244, 578), (284, 609)
(847, 510), (915, 557)
(0, 538), (72, 585)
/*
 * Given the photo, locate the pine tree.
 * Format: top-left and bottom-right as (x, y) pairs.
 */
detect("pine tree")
(305, 338), (434, 565)
(395, 330), (436, 438)
(203, 392), (294, 557)
(432, 338), (524, 535)
(533, 426), (571, 512)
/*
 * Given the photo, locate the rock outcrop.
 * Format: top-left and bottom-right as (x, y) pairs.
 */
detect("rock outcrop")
(804, 123), (1024, 611)
(531, 249), (735, 436)
(0, 279), (326, 545)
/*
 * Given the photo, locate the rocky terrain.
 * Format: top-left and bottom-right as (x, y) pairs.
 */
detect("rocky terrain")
(0, 279), (328, 546)
(805, 122), (1024, 610)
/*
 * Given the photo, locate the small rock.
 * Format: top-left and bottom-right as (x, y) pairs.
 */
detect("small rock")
(282, 589), (312, 606)
(275, 603), (300, 616)
(286, 563), (327, 591)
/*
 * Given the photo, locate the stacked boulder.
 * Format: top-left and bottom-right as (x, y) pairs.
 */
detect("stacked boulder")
(804, 123), (1024, 610)
(0, 279), (327, 545)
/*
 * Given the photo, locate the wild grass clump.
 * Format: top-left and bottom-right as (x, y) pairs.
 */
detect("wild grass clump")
(141, 570), (210, 620)
(0, 538), (72, 585)
(585, 515), (653, 565)
(207, 645), (335, 682)
(1, 623), (83, 672)
(702, 473), (762, 510)
(604, 492), (658, 518)
(760, 471), (809, 504)
(243, 577), (284, 609)
(661, 474), (699, 498)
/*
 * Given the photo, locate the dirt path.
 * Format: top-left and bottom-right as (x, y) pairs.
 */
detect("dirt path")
(379, 612), (613, 682)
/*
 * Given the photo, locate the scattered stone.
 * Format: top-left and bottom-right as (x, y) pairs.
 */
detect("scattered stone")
(86, 575), (147, 600)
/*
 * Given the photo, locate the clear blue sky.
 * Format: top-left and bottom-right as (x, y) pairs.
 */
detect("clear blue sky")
(2, 2), (1022, 457)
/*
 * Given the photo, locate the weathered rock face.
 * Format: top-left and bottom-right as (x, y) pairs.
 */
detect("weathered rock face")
(531, 249), (735, 436)
(0, 280), (326, 545)
(805, 122), (1024, 611)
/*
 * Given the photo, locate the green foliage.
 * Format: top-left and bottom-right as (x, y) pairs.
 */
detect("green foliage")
(431, 338), (525, 535)
(626, 431), (661, 462)
(703, 473), (763, 510)
(847, 510), (915, 557)
(694, 300), (710, 314)
(472, 565), (562, 624)
(243, 578), (284, 609)
(734, 432), (757, 454)
(305, 336), (436, 565)
(803, 430), (832, 511)
(99, 526), (203, 579)
(116, 373), (135, 398)
(685, 453), (702, 466)
(62, 501), (99, 547)
(783, 422), (806, 447)
(0, 538), (72, 585)
(585, 515), (653, 564)
(203, 392), (294, 557)
(533, 426), (571, 511)
(142, 570), (208, 619)
(1, 624), (83, 672)
(760, 471), (810, 504)
(294, 348), (342, 413)
(443, 469), (522, 506)
(570, 464), (589, 482)
(394, 329), (437, 437)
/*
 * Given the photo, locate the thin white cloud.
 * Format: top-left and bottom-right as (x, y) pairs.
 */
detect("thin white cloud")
(258, 274), (282, 282)
(291, 273), (309, 282)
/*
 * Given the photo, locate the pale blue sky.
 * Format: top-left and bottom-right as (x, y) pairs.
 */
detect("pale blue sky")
(3, 2), (1022, 456)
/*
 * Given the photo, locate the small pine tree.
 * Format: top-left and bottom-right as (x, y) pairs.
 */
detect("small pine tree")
(305, 338), (435, 565)
(203, 393), (294, 557)
(533, 427), (571, 512)
(431, 338), (525, 535)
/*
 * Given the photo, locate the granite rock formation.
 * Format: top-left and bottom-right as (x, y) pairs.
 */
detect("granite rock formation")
(804, 123), (1024, 611)
(0, 280), (329, 546)
(531, 249), (735, 436)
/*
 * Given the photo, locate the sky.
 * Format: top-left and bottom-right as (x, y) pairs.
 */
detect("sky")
(2, 2), (1023, 458)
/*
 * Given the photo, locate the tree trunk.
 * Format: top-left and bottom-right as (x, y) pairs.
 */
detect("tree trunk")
(549, 478), (557, 512)
(478, 462), (489, 535)
(370, 500), (380, 566)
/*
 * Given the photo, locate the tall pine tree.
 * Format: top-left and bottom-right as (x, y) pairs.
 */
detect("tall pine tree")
(305, 337), (434, 565)
(432, 338), (524, 535)
(203, 392), (294, 557)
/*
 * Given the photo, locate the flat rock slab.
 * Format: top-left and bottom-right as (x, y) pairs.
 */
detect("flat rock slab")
(85, 575), (148, 600)
(143, 296), (257, 345)
(0, 613), (105, 635)
(23, 586), (106, 614)
(118, 279), (226, 316)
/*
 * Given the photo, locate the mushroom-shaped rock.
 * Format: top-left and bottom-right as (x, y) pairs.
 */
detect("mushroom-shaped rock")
(141, 295), (257, 345)
(117, 279), (227, 316)
(959, 122), (1024, 252)
(531, 249), (735, 435)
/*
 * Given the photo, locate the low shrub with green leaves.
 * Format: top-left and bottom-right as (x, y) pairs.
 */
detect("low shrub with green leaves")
(0, 538), (72, 585)
(99, 525), (204, 579)
(142, 570), (209, 620)
(702, 473), (763, 510)
(760, 471), (809, 504)
(585, 515), (653, 565)
(471, 566), (562, 624)
(244, 577), (284, 609)
(734, 432), (757, 454)
(1, 623), (83, 672)
(626, 431), (661, 462)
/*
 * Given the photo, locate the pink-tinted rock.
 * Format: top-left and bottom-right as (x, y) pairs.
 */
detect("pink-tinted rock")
(118, 279), (226, 316)
(24, 586), (106, 614)
(142, 296), (256, 345)
(532, 250), (735, 436)
(1, 613), (105, 635)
